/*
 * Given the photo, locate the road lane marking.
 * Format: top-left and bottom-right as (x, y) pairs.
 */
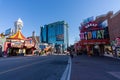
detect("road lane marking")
(60, 57), (71, 80)
(0, 59), (51, 75)
(108, 72), (120, 79)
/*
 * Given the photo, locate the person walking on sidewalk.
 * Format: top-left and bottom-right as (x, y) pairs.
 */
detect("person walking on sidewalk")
(70, 50), (74, 58)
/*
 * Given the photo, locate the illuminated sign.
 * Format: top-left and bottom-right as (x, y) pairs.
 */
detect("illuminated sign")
(80, 21), (99, 33)
(80, 30), (105, 40)
(85, 23), (97, 28)
(80, 19), (109, 43)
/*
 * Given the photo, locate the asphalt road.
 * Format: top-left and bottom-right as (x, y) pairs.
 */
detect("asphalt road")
(0, 55), (69, 80)
(70, 55), (120, 80)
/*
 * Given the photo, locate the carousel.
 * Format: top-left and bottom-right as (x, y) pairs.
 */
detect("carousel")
(4, 18), (35, 56)
(5, 30), (26, 56)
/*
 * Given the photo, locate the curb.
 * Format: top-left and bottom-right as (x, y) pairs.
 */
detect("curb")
(104, 55), (120, 60)
(60, 57), (72, 80)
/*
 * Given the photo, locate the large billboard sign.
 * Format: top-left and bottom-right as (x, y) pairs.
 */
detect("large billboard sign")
(80, 21), (109, 40)
(101, 20), (108, 28)
(80, 30), (105, 40)
(82, 16), (94, 25)
(56, 34), (64, 41)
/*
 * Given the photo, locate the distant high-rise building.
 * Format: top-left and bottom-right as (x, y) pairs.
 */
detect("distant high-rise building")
(40, 21), (69, 51)
(14, 18), (23, 33)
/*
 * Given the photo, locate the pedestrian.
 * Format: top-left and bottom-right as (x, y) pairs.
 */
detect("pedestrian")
(70, 51), (73, 58)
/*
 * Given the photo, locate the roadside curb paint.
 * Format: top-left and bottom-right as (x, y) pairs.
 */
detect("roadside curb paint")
(60, 57), (72, 80)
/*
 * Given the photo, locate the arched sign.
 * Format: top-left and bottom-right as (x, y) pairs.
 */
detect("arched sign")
(85, 22), (98, 28)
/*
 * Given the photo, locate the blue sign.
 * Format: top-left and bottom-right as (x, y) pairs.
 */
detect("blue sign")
(101, 20), (108, 28)
(5, 28), (11, 35)
(56, 34), (64, 41)
(83, 16), (94, 24)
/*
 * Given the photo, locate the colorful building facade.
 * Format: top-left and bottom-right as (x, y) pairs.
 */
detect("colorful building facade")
(79, 15), (110, 56)
(108, 10), (120, 57)
(94, 10), (120, 57)
(0, 34), (6, 57)
(4, 30), (35, 56)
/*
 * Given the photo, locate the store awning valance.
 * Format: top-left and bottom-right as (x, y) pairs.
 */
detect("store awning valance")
(8, 30), (26, 40)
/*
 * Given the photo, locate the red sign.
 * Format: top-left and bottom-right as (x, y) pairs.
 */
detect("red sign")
(79, 39), (109, 45)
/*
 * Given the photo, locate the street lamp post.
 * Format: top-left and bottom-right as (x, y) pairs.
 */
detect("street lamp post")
(60, 44), (63, 54)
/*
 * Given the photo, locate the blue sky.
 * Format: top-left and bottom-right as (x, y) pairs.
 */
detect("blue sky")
(0, 0), (120, 45)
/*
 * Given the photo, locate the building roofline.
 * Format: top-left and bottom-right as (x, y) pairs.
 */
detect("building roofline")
(45, 21), (67, 25)
(96, 11), (113, 19)
(111, 10), (120, 19)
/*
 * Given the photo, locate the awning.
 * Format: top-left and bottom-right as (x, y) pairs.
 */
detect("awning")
(8, 30), (26, 40)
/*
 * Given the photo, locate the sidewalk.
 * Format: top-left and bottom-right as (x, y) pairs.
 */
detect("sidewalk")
(70, 55), (120, 80)
(104, 53), (120, 60)
(70, 55), (83, 80)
